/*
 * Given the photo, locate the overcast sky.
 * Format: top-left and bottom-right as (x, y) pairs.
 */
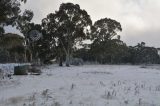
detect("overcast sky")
(5, 0), (160, 47)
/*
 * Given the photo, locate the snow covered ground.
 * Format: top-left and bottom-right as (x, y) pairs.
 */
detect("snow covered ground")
(0, 64), (160, 106)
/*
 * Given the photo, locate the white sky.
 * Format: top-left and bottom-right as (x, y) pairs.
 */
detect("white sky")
(5, 0), (160, 47)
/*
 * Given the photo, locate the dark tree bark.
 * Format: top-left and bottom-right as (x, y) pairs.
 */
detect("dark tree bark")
(59, 56), (63, 66)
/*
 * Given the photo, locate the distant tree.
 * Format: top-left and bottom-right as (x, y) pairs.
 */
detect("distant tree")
(9, 45), (25, 62)
(90, 38), (128, 64)
(107, 39), (128, 64)
(0, 33), (25, 62)
(91, 18), (122, 42)
(42, 3), (92, 66)
(0, 33), (24, 49)
(0, 49), (9, 63)
(73, 47), (94, 62)
(90, 18), (122, 64)
(132, 42), (160, 64)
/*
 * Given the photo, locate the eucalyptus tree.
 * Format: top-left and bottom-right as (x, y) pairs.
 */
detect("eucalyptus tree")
(90, 18), (122, 63)
(15, 10), (35, 62)
(91, 18), (122, 42)
(16, 10), (34, 36)
(132, 42), (160, 64)
(42, 3), (92, 66)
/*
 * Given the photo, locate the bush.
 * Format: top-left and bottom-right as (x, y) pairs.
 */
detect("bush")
(70, 58), (83, 66)
(0, 50), (9, 63)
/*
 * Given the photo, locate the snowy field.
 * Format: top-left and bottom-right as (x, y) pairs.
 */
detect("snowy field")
(0, 64), (160, 106)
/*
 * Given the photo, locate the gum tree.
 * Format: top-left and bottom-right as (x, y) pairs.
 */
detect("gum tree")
(91, 18), (122, 63)
(42, 3), (92, 66)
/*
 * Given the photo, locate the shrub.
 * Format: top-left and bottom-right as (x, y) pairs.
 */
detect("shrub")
(70, 58), (83, 66)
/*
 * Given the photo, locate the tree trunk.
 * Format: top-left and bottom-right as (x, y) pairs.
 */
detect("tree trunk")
(7, 51), (10, 63)
(24, 46), (27, 62)
(66, 54), (70, 67)
(14, 52), (18, 63)
(59, 56), (63, 66)
(30, 51), (33, 62)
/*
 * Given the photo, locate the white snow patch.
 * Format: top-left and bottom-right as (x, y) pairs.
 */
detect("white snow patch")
(0, 64), (160, 106)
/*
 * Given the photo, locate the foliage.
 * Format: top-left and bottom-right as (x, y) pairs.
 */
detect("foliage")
(90, 38), (129, 64)
(0, 33), (24, 49)
(42, 3), (92, 66)
(0, 0), (34, 62)
(88, 17), (126, 64)
(0, 33), (25, 62)
(0, 0), (27, 34)
(91, 18), (122, 42)
(16, 10), (34, 37)
(0, 49), (9, 63)
(0, 2), (160, 65)
(74, 48), (93, 62)
(128, 42), (160, 64)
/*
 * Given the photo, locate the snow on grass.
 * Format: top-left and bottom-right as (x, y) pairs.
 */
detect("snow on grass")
(0, 63), (30, 74)
(0, 64), (160, 106)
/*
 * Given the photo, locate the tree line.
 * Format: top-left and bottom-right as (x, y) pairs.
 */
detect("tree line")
(0, 1), (160, 65)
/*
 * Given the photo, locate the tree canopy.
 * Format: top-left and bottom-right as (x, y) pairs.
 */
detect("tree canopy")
(91, 18), (122, 42)
(0, 33), (24, 49)
(0, 2), (159, 65)
(42, 3), (92, 66)
(0, 0), (28, 34)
